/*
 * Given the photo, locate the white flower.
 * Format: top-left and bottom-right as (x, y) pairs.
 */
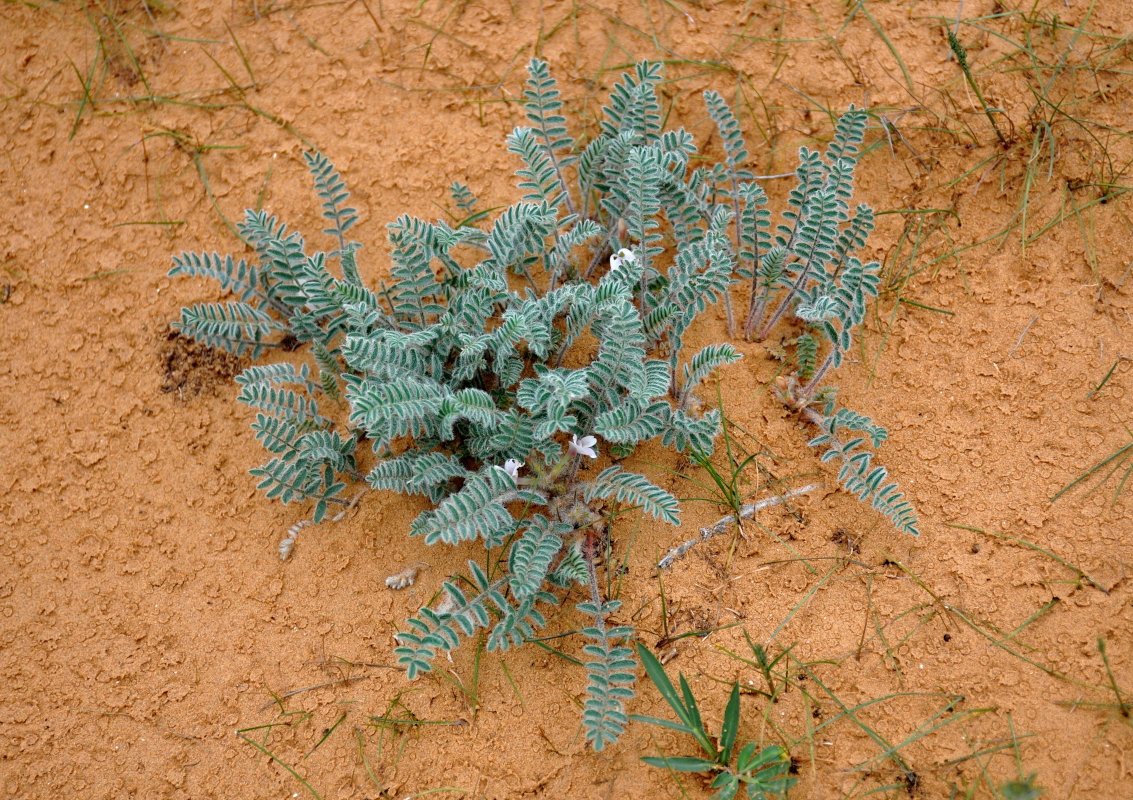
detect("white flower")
(497, 458), (524, 479)
(569, 434), (598, 459)
(609, 247), (636, 272)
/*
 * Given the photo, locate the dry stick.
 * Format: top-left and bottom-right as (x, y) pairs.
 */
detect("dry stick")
(1008, 314), (1039, 359)
(656, 483), (823, 572)
(332, 490), (367, 521)
(280, 491), (367, 561)
(257, 677), (368, 711)
(385, 562), (428, 590)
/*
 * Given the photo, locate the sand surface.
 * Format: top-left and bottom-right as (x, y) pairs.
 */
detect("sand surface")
(1, 1), (1131, 797)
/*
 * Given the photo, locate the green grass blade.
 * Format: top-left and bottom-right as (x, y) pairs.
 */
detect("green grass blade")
(719, 683), (740, 764)
(237, 732), (323, 800)
(636, 643), (692, 725)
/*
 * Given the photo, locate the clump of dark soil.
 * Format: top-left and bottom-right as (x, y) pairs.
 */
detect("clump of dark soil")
(158, 325), (247, 399)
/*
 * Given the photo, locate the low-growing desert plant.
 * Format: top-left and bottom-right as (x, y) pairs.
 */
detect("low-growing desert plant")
(633, 644), (795, 799)
(170, 57), (915, 748)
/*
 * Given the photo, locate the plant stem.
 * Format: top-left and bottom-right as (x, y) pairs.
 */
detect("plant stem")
(947, 29), (1008, 148)
(757, 260), (811, 340)
(656, 483), (822, 571)
(744, 282), (770, 340)
(798, 348), (837, 405)
(722, 172), (741, 337)
(583, 529), (607, 628)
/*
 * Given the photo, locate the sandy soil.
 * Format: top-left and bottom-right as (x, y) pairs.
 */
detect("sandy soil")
(1, 1), (1131, 798)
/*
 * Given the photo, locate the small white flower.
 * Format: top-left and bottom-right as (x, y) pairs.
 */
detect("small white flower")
(569, 434), (598, 459)
(498, 458), (524, 479)
(609, 247), (636, 272)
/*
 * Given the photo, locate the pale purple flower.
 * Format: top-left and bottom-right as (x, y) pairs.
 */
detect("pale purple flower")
(609, 247), (636, 272)
(497, 459), (524, 479)
(569, 434), (598, 460)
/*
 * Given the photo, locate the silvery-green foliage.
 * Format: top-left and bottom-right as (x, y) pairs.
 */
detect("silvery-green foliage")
(808, 402), (919, 536)
(171, 57), (916, 751)
(720, 102), (916, 536)
(578, 600), (636, 751)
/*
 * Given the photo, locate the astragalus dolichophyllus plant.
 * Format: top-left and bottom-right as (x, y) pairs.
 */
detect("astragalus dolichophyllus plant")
(170, 58), (916, 750)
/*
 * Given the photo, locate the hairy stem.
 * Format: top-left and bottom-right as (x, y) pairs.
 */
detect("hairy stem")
(721, 173), (740, 337)
(798, 347), (838, 405)
(656, 483), (823, 571)
(743, 282), (770, 341)
(583, 530), (606, 628)
(757, 259), (810, 341)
